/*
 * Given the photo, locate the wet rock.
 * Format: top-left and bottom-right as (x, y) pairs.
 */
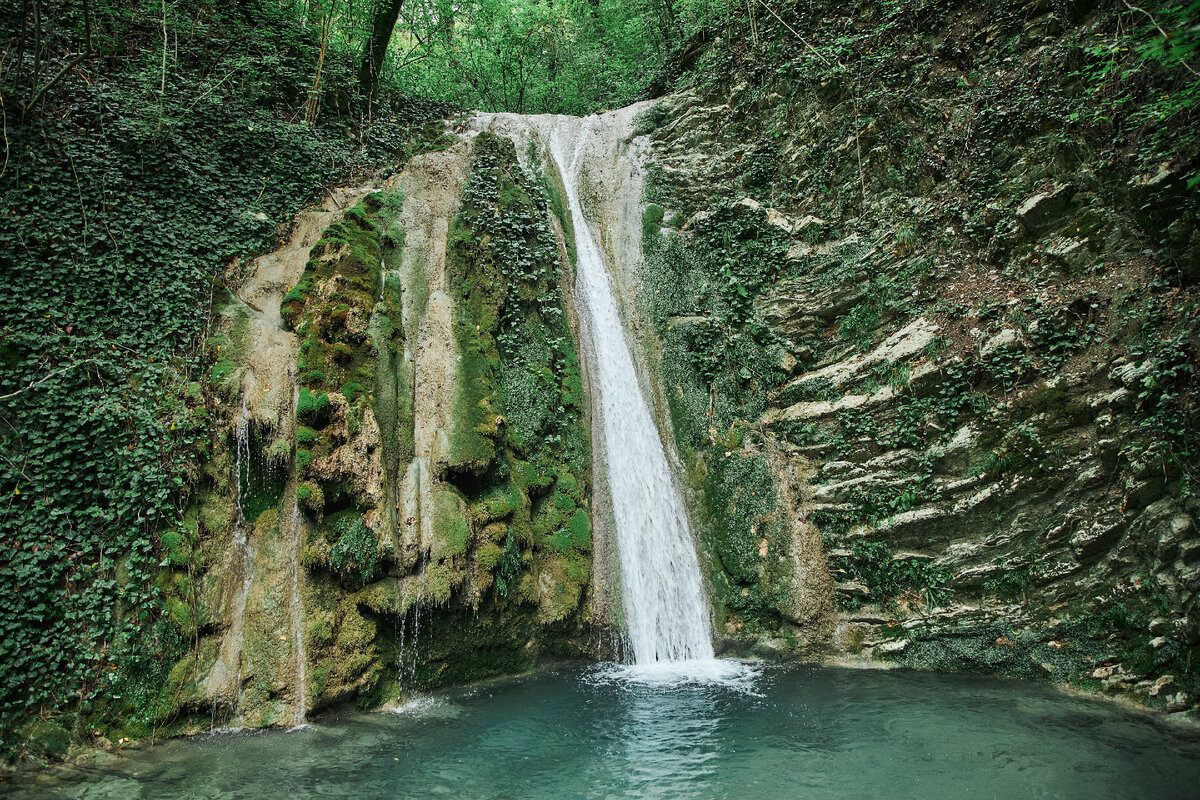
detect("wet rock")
(876, 638), (909, 655)
(1165, 693), (1191, 713)
(749, 637), (791, 659)
(837, 581), (871, 599)
(22, 720), (72, 759)
(951, 563), (1006, 588)
(1147, 676), (1176, 695)
(1069, 514), (1124, 559)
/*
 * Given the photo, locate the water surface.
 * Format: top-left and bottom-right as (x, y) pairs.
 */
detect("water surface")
(12, 663), (1200, 799)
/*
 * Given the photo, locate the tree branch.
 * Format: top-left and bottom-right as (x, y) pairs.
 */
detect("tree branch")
(1122, 0), (1199, 77)
(0, 359), (102, 401)
(755, 0), (829, 66)
(23, 52), (91, 116)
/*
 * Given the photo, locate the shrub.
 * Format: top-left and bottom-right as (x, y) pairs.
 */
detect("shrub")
(329, 516), (380, 586)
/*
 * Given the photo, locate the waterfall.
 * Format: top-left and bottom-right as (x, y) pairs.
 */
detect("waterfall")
(544, 118), (713, 665)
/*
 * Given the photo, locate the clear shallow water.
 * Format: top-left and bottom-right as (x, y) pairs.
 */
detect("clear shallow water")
(12, 663), (1200, 800)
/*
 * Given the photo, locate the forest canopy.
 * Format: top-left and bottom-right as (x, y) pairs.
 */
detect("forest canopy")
(1, 0), (740, 122)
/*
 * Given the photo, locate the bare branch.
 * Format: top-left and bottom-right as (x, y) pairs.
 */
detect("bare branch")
(1122, 0), (1199, 77)
(755, 0), (829, 66)
(0, 359), (103, 402)
(23, 52), (91, 116)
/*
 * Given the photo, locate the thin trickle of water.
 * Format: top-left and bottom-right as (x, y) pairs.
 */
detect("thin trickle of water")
(395, 601), (409, 684)
(407, 549), (431, 684)
(234, 397), (251, 520)
(543, 118), (713, 664)
(231, 397), (256, 715)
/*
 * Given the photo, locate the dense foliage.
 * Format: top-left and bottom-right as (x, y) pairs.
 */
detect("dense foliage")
(0, 0), (448, 759)
(638, 0), (1199, 687)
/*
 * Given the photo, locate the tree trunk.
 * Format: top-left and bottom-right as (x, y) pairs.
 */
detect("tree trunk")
(437, 0), (454, 44)
(661, 0), (677, 40)
(359, 0), (404, 98)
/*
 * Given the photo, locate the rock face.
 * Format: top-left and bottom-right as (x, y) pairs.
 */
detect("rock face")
(157, 132), (607, 734)
(629, 0), (1198, 709)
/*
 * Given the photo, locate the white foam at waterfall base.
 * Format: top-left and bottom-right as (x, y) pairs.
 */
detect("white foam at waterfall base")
(389, 695), (461, 720)
(540, 114), (714, 667)
(589, 659), (764, 694)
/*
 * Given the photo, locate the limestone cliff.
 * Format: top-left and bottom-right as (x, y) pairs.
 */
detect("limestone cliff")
(632, 0), (1198, 711)
(98, 0), (1199, 739)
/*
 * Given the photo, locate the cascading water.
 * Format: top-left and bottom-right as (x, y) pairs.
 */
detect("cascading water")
(543, 118), (713, 665)
(229, 397), (256, 718)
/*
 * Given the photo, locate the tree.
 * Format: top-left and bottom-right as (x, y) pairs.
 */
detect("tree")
(359, 0), (406, 98)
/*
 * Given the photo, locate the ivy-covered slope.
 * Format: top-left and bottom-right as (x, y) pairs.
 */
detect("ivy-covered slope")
(0, 2), (453, 762)
(635, 0), (1199, 708)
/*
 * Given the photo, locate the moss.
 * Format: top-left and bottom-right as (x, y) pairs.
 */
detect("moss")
(470, 482), (524, 523)
(302, 582), (383, 711)
(510, 458), (555, 493)
(281, 275), (315, 329)
(477, 541), (504, 573)
(423, 562), (455, 605)
(434, 489), (471, 557)
(197, 487), (233, 540)
(353, 577), (412, 617)
(565, 509), (592, 549)
(555, 470), (579, 498)
(160, 530), (187, 566)
(531, 489), (579, 538)
(642, 203), (665, 239)
(22, 719), (72, 759)
(296, 388), (330, 426)
(407, 599), (587, 689)
(306, 611), (334, 648)
(561, 353), (584, 409)
(166, 597), (194, 632)
(446, 315), (500, 470)
(208, 357), (237, 386)
(296, 481), (324, 518)
(536, 552), (589, 623)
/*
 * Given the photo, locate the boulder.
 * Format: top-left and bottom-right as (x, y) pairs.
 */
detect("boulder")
(1016, 184), (1073, 234)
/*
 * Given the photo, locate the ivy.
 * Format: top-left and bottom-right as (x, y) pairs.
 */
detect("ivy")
(1125, 298), (1199, 482)
(329, 516), (381, 588)
(832, 540), (953, 612)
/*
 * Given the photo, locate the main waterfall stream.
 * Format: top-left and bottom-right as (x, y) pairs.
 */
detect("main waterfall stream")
(542, 115), (712, 666)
